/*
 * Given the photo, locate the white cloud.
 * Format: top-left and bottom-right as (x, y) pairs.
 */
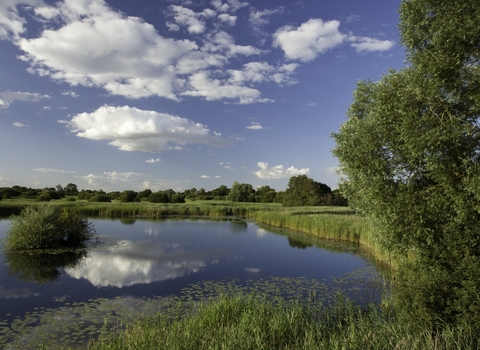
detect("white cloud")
(9, 1), (276, 104)
(346, 14), (361, 24)
(12, 122), (28, 127)
(61, 90), (78, 97)
(33, 168), (76, 174)
(249, 7), (284, 31)
(0, 0), (42, 40)
(203, 30), (262, 57)
(0, 90), (50, 109)
(349, 36), (395, 52)
(65, 241), (223, 287)
(273, 18), (346, 61)
(246, 122), (263, 130)
(324, 166), (339, 175)
(217, 13), (236, 26)
(17, 1), (198, 100)
(167, 5), (215, 34)
(76, 171), (145, 185)
(182, 71), (272, 104)
(228, 61), (299, 86)
(211, 0), (249, 13)
(307, 102), (316, 106)
(62, 105), (234, 152)
(146, 158), (161, 164)
(200, 175), (210, 178)
(215, 175), (221, 178)
(254, 162), (310, 180)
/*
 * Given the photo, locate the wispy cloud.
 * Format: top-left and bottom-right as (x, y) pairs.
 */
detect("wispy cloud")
(33, 168), (76, 174)
(12, 122), (28, 127)
(146, 158), (161, 164)
(75, 171), (146, 185)
(0, 90), (50, 109)
(349, 36), (395, 52)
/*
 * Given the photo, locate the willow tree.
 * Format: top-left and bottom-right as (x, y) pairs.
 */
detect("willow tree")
(332, 0), (480, 328)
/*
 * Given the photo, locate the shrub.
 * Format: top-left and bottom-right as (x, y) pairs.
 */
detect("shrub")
(3, 205), (96, 250)
(36, 193), (51, 202)
(88, 194), (111, 202)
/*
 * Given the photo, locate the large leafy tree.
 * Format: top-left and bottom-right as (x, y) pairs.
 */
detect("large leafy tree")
(332, 0), (480, 328)
(283, 175), (331, 207)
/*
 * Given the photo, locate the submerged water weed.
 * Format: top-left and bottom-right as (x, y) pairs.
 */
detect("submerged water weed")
(0, 270), (382, 349)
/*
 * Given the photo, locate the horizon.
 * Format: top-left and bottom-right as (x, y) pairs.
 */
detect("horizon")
(0, 0), (405, 192)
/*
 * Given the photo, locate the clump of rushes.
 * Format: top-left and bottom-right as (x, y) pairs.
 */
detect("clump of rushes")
(3, 204), (96, 250)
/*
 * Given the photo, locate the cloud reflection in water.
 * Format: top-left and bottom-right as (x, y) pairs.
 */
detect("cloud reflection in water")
(65, 241), (227, 288)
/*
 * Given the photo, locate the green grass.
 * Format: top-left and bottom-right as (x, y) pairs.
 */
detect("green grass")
(82, 294), (479, 350)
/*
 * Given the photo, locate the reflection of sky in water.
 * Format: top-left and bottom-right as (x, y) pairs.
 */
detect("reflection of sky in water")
(0, 218), (375, 326)
(66, 240), (227, 288)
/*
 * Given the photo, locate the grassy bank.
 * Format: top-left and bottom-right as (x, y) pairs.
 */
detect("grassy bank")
(84, 294), (478, 350)
(0, 200), (389, 263)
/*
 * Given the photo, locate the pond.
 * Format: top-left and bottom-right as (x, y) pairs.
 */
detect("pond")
(0, 217), (382, 348)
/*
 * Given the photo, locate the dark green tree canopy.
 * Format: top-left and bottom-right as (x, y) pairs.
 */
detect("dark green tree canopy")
(332, 0), (480, 328)
(283, 175), (332, 207)
(227, 182), (255, 202)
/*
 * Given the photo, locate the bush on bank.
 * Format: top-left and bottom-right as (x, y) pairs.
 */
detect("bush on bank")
(3, 204), (96, 250)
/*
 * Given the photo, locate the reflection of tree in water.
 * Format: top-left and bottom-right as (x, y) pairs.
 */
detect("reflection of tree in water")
(4, 248), (89, 285)
(287, 237), (313, 250)
(229, 219), (247, 234)
(120, 218), (136, 225)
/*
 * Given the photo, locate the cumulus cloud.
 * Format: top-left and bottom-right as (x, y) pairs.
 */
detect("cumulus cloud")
(217, 13), (236, 26)
(211, 0), (249, 14)
(167, 5), (215, 34)
(0, 0), (42, 40)
(75, 171), (145, 185)
(182, 71), (273, 104)
(33, 168), (76, 174)
(61, 105), (234, 152)
(246, 122), (263, 130)
(200, 175), (210, 178)
(349, 36), (395, 52)
(8, 1), (283, 104)
(0, 90), (50, 109)
(254, 162), (310, 180)
(17, 0), (198, 100)
(273, 19), (347, 61)
(228, 62), (298, 86)
(146, 158), (161, 164)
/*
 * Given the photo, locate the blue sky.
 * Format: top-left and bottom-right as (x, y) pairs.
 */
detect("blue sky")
(0, 0), (405, 192)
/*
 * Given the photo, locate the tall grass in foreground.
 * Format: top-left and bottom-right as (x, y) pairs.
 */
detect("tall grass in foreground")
(84, 295), (479, 350)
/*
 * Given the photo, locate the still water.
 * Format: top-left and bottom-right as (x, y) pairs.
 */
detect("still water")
(0, 218), (379, 347)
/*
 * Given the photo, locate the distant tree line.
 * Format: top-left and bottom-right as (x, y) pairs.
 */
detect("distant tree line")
(0, 176), (348, 207)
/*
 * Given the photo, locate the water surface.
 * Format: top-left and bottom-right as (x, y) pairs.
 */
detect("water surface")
(0, 218), (379, 347)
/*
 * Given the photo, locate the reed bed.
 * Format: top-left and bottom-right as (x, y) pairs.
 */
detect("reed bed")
(84, 294), (479, 350)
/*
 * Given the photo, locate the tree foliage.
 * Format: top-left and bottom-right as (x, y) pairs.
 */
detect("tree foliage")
(3, 205), (96, 250)
(283, 175), (332, 207)
(227, 182), (255, 202)
(332, 0), (480, 329)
